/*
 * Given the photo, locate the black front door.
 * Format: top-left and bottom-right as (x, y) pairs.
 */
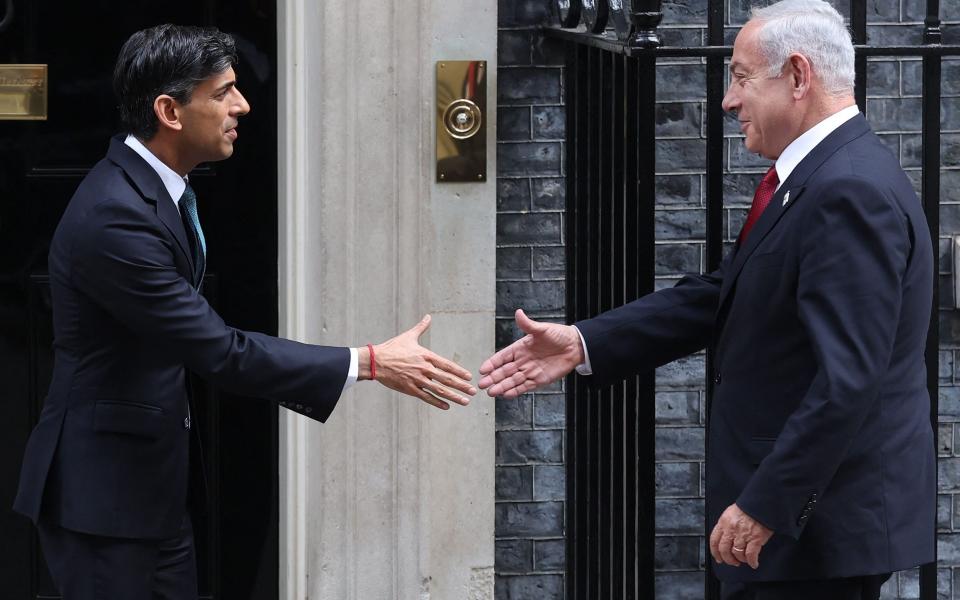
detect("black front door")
(0, 2), (280, 598)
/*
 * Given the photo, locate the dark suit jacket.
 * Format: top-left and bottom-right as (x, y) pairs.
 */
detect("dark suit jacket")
(577, 114), (935, 581)
(14, 136), (350, 539)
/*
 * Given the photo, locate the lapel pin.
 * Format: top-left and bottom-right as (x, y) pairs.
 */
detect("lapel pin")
(782, 190), (790, 206)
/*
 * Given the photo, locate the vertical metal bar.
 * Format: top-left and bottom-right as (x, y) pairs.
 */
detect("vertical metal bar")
(850, 0), (867, 112)
(564, 39), (581, 600)
(704, 0), (725, 598)
(636, 49), (658, 600)
(611, 51), (627, 597)
(577, 44), (591, 600)
(920, 3), (941, 599)
(704, 0), (725, 272)
(624, 54), (641, 600)
(587, 45), (602, 598)
(572, 41), (593, 600)
(597, 48), (614, 600)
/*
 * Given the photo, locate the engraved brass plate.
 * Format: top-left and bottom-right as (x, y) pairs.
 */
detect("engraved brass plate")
(436, 60), (486, 183)
(0, 65), (48, 120)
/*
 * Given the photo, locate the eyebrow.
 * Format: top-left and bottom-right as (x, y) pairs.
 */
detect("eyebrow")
(212, 81), (236, 95)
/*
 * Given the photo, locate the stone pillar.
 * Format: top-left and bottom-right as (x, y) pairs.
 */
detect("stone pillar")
(277, 0), (496, 598)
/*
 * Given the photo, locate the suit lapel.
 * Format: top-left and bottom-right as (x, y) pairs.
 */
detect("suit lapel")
(717, 184), (806, 310)
(715, 114), (872, 313)
(106, 136), (196, 283)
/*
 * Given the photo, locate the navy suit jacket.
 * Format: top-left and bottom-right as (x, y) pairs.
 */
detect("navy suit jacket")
(14, 136), (350, 539)
(577, 115), (935, 581)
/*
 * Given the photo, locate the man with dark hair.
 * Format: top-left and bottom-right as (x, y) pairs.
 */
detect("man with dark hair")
(13, 24), (475, 599)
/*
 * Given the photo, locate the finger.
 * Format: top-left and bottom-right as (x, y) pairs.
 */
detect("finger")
(744, 538), (763, 569)
(488, 381), (522, 399)
(425, 353), (473, 383)
(486, 369), (531, 399)
(409, 314), (432, 339)
(429, 367), (477, 396)
(515, 309), (546, 336)
(503, 380), (540, 399)
(422, 381), (470, 406)
(717, 533), (741, 567)
(477, 376), (494, 391)
(479, 344), (518, 376)
(415, 389), (449, 410)
(480, 361), (524, 395)
(731, 541), (747, 562)
(708, 523), (722, 564)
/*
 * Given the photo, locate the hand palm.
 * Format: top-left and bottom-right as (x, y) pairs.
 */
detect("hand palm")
(479, 310), (583, 399)
(520, 327), (577, 378)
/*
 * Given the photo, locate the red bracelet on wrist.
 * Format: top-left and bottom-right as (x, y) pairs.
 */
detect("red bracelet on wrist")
(366, 343), (376, 380)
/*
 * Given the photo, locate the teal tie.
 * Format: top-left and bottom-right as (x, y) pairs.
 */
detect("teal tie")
(179, 184), (206, 283)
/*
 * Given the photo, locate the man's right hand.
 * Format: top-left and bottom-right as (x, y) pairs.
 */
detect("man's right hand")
(478, 309), (584, 399)
(362, 314), (476, 410)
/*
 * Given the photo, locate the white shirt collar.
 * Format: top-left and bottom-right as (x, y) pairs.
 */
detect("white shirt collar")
(774, 104), (860, 189)
(123, 134), (188, 207)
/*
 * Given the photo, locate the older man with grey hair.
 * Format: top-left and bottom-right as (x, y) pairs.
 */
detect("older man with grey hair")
(479, 1), (935, 598)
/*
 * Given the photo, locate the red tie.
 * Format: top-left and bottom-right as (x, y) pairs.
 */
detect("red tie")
(739, 165), (779, 242)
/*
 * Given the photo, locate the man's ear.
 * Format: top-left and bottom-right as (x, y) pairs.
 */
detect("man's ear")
(787, 53), (813, 100)
(153, 95), (183, 132)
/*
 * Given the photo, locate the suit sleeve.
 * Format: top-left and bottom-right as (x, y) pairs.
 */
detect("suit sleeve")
(573, 257), (727, 387)
(70, 200), (350, 422)
(736, 177), (910, 538)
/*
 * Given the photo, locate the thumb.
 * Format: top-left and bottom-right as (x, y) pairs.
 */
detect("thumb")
(515, 309), (545, 335)
(410, 314), (431, 338)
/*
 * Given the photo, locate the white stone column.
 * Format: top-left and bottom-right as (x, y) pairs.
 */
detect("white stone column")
(277, 0), (497, 597)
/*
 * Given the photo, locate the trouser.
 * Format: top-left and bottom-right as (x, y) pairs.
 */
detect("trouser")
(37, 513), (198, 600)
(721, 573), (891, 600)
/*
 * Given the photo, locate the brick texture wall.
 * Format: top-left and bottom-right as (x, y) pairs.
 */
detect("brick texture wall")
(494, 1), (960, 599)
(495, 2), (567, 598)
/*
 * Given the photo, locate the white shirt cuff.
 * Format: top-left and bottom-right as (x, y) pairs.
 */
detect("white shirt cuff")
(341, 347), (359, 394)
(573, 325), (593, 376)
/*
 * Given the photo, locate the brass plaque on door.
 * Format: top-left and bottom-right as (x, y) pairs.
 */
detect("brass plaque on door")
(0, 65), (48, 120)
(436, 60), (486, 183)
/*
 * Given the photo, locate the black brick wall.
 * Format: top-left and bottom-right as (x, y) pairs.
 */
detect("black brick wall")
(495, 3), (567, 598)
(494, 1), (960, 598)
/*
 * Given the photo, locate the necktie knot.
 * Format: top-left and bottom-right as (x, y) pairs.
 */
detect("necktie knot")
(739, 165), (779, 242)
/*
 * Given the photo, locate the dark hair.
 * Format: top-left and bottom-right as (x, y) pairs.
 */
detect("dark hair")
(113, 24), (237, 139)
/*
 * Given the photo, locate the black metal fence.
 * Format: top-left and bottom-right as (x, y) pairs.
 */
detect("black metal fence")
(553, 1), (960, 598)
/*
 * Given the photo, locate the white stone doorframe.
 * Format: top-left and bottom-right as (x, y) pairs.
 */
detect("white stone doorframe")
(276, 0), (497, 598)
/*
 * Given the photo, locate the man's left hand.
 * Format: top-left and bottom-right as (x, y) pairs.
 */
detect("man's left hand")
(709, 503), (774, 569)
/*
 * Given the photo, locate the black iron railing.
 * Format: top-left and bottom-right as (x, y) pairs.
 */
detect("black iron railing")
(553, 1), (960, 599)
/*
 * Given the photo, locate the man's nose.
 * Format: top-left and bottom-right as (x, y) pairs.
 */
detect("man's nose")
(233, 88), (251, 116)
(721, 85), (737, 114)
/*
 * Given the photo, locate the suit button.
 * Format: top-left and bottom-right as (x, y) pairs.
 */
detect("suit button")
(184, 416), (191, 429)
(296, 404), (303, 410)
(305, 407), (313, 414)
(714, 372), (721, 385)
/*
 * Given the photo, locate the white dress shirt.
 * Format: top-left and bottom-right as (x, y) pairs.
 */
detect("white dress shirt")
(124, 135), (359, 392)
(573, 104), (861, 376)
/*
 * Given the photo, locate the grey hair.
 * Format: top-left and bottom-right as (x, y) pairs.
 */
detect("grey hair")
(750, 0), (855, 97)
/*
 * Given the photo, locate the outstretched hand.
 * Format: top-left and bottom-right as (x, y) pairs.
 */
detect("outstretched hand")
(370, 314), (476, 410)
(478, 309), (584, 399)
